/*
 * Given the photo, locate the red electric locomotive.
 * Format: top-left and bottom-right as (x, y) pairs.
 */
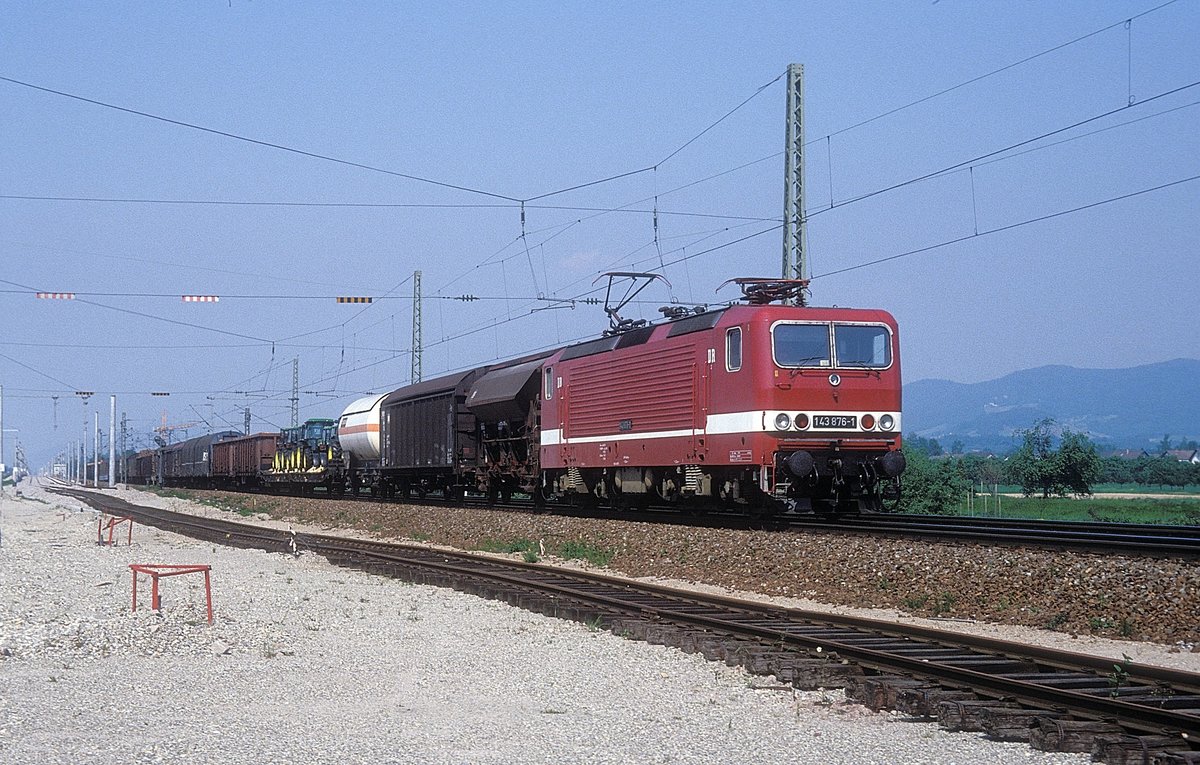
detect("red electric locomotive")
(537, 279), (904, 513)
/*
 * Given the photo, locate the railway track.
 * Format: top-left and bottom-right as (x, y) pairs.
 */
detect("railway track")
(51, 485), (1200, 762)
(788, 513), (1200, 558)
(115, 481), (1200, 558)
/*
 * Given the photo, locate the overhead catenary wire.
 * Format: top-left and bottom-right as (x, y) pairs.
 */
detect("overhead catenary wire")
(807, 0), (1181, 145)
(813, 172), (1200, 280)
(0, 350), (77, 390)
(0, 195), (778, 223)
(0, 75), (519, 202)
(809, 78), (1200, 220)
(0, 277), (274, 343)
(0, 70), (781, 204)
(0, 238), (373, 292)
(9, 80), (1192, 306)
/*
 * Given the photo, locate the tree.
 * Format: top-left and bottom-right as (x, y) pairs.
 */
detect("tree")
(1009, 419), (1058, 498)
(1009, 419), (1101, 498)
(960, 453), (1005, 487)
(905, 435), (943, 456)
(1135, 455), (1176, 488)
(1100, 455), (1133, 485)
(1054, 430), (1101, 496)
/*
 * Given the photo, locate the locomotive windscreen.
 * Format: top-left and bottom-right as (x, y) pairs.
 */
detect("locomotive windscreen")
(772, 323), (831, 367)
(834, 324), (891, 368)
(772, 322), (892, 369)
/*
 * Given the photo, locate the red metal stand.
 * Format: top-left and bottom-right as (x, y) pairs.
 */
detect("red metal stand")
(129, 564), (213, 624)
(97, 515), (134, 546)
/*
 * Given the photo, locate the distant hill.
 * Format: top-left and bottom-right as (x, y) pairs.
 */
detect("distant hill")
(903, 358), (1200, 452)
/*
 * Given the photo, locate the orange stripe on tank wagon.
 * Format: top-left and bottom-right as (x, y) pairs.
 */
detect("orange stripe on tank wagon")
(338, 424), (380, 435)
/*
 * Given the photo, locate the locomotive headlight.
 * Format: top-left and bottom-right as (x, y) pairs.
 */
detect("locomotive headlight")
(794, 413), (809, 429)
(879, 414), (895, 431)
(861, 414), (876, 430)
(774, 413), (792, 430)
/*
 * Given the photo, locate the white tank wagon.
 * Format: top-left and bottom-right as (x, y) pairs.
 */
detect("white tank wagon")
(337, 393), (388, 494)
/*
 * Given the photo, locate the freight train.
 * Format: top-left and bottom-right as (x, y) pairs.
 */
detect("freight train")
(127, 279), (905, 514)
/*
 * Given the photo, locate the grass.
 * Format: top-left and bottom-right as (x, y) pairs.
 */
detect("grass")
(983, 483), (1200, 496)
(145, 486), (195, 500)
(476, 538), (613, 566)
(948, 494), (1200, 525)
(556, 540), (615, 567)
(143, 486), (258, 516)
(933, 592), (956, 616)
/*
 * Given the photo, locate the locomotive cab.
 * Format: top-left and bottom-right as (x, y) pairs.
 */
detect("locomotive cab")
(753, 312), (903, 511)
(540, 277), (905, 515)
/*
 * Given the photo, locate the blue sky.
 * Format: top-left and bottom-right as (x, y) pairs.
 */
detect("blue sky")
(2, 1), (1198, 469)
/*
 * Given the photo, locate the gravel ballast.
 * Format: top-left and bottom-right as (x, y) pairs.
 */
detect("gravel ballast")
(2, 479), (1096, 765)
(153, 486), (1199, 650)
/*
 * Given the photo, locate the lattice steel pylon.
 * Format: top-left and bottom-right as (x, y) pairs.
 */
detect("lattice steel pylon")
(411, 270), (422, 383)
(290, 357), (299, 428)
(781, 63), (809, 305)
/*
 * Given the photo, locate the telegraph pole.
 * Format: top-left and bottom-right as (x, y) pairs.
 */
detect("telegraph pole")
(781, 62), (809, 304)
(93, 412), (99, 488)
(108, 395), (116, 487)
(411, 270), (422, 384)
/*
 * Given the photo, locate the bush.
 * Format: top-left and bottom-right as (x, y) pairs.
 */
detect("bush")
(898, 447), (969, 514)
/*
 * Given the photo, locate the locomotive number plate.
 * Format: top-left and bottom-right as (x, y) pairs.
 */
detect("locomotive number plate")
(813, 415), (857, 429)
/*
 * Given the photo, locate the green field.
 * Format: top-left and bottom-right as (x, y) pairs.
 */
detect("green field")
(946, 493), (1200, 525)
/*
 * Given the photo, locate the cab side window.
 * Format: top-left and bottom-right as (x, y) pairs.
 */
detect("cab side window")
(725, 327), (742, 372)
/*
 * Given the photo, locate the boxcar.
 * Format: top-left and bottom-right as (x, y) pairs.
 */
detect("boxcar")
(126, 449), (157, 485)
(379, 370), (482, 498)
(160, 431), (241, 487)
(212, 432), (278, 486)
